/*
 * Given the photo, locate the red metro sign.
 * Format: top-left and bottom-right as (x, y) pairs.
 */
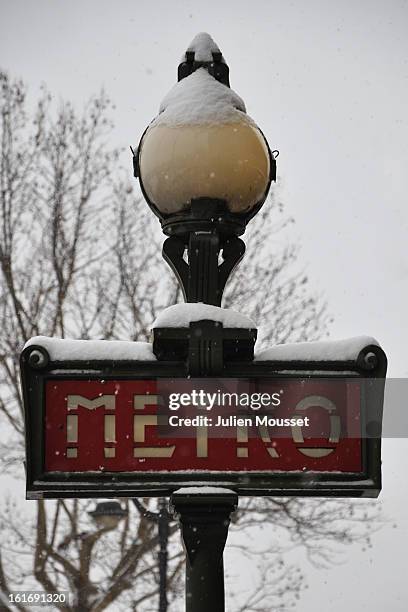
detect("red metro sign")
(21, 340), (386, 499)
(45, 378), (362, 474)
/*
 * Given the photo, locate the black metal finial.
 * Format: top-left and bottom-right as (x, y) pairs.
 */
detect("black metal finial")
(178, 34), (230, 87)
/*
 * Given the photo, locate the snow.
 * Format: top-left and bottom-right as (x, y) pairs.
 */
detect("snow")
(173, 486), (236, 495)
(151, 68), (252, 128)
(152, 303), (256, 329)
(24, 330), (378, 366)
(24, 336), (156, 361)
(255, 336), (379, 362)
(185, 32), (223, 63)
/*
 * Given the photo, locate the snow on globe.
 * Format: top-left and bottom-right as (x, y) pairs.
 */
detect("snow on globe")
(137, 33), (272, 216)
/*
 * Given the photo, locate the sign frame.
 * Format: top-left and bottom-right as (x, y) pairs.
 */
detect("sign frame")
(21, 342), (387, 499)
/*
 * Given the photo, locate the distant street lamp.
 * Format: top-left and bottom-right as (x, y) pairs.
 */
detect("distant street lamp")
(88, 501), (128, 530)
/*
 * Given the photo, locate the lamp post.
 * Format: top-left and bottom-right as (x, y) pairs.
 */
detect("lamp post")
(20, 30), (386, 612)
(132, 32), (276, 612)
(132, 498), (170, 612)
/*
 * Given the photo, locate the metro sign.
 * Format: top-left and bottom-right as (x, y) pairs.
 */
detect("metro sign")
(45, 378), (362, 472)
(21, 342), (387, 499)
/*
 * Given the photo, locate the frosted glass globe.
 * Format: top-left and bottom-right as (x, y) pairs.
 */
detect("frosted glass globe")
(138, 119), (270, 215)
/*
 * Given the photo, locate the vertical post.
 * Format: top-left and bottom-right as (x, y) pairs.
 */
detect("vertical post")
(158, 497), (169, 612)
(170, 490), (238, 612)
(188, 231), (220, 305)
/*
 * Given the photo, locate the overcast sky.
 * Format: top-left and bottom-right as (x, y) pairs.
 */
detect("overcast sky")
(1, 0), (407, 609)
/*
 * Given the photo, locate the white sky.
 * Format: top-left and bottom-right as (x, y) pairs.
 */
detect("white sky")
(1, 0), (407, 609)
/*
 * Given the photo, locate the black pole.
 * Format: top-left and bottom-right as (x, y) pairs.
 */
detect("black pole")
(132, 498), (170, 612)
(170, 490), (238, 612)
(188, 231), (220, 305)
(158, 497), (169, 612)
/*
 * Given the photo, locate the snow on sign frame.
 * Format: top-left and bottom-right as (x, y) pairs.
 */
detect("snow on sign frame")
(21, 338), (387, 499)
